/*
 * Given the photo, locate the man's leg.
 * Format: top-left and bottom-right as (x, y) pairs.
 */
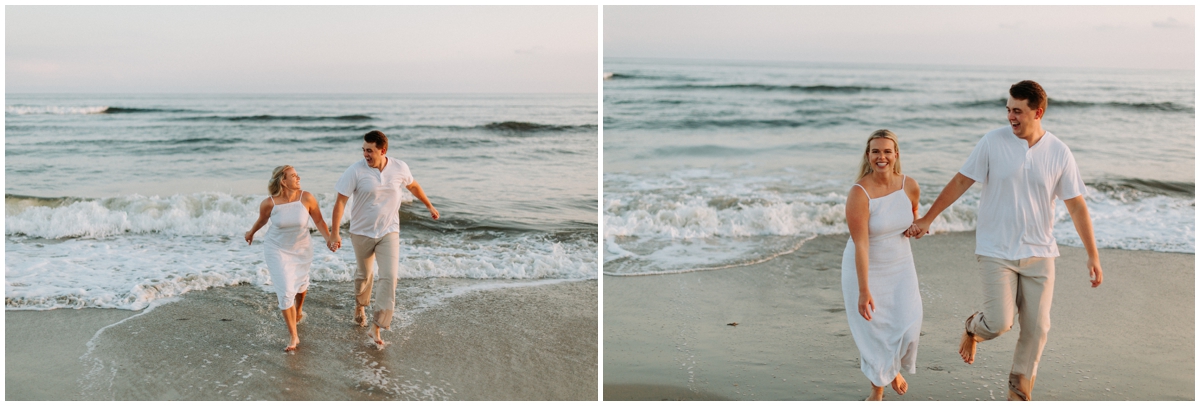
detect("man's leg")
(370, 232), (401, 331)
(350, 233), (378, 326)
(962, 256), (1020, 363)
(1007, 257), (1055, 401)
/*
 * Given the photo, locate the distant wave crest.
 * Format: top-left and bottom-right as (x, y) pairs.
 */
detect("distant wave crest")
(952, 98), (1194, 112)
(179, 114), (374, 122)
(654, 83), (894, 93)
(610, 117), (863, 130)
(477, 121), (597, 133)
(5, 105), (196, 115)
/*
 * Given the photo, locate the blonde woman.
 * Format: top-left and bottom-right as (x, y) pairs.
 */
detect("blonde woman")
(841, 130), (923, 400)
(245, 165), (335, 352)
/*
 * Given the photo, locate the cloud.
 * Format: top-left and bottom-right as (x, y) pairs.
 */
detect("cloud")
(1152, 17), (1190, 29)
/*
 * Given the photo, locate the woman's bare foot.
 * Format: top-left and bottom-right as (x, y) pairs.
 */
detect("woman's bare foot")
(867, 385), (885, 401)
(354, 306), (367, 327)
(367, 325), (385, 347)
(959, 331), (980, 364)
(891, 373), (907, 395)
(284, 337), (300, 352)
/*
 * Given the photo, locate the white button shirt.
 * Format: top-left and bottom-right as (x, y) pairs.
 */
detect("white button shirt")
(959, 127), (1087, 260)
(335, 157), (415, 239)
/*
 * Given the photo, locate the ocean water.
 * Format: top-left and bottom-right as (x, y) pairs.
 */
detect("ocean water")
(603, 58), (1194, 275)
(5, 93), (598, 310)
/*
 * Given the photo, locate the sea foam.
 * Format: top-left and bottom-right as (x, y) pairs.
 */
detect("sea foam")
(603, 170), (1194, 275)
(5, 193), (596, 311)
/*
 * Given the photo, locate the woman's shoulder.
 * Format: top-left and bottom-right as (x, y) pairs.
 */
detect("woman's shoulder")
(902, 174), (919, 188)
(847, 182), (868, 198)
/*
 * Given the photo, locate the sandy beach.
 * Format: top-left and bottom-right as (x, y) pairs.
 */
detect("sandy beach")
(603, 231), (1193, 401)
(7, 279), (597, 401)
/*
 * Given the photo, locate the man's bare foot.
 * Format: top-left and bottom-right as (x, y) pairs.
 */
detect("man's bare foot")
(867, 385), (884, 401)
(284, 337), (300, 352)
(891, 373), (908, 395)
(959, 331), (980, 364)
(367, 325), (385, 347)
(354, 306), (367, 327)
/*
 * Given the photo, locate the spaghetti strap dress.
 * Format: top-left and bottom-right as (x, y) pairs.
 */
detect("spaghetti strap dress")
(263, 192), (313, 310)
(841, 176), (922, 387)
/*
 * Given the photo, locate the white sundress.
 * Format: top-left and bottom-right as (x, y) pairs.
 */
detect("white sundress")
(263, 192), (313, 310)
(841, 176), (923, 387)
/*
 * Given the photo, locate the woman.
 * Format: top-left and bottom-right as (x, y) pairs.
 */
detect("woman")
(245, 165), (334, 352)
(841, 130), (923, 400)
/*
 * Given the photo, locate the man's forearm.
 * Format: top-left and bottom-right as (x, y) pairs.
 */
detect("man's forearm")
(922, 173), (975, 222)
(331, 195), (349, 234)
(1065, 196), (1100, 258)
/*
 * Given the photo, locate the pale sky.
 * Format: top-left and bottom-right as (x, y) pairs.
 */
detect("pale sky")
(7, 6), (598, 93)
(605, 6), (1194, 71)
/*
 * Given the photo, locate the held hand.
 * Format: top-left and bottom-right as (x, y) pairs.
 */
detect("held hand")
(245, 231), (254, 245)
(904, 224), (921, 238)
(858, 292), (875, 321)
(1088, 257), (1103, 288)
(911, 217), (932, 239)
(428, 206), (440, 220)
(329, 232), (342, 252)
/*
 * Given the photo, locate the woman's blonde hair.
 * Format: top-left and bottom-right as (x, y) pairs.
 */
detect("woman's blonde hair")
(856, 129), (901, 181)
(268, 165), (294, 196)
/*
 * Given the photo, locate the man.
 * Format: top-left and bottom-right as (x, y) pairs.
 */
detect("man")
(330, 130), (439, 347)
(908, 80), (1103, 401)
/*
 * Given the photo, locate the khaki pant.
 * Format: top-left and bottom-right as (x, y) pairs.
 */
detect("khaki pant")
(351, 232), (400, 330)
(966, 255), (1055, 401)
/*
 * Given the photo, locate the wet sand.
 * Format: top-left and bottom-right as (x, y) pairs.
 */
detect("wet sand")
(603, 232), (1193, 400)
(7, 279), (597, 401)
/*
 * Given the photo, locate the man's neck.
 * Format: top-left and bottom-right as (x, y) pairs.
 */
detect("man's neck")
(370, 156), (388, 171)
(1015, 126), (1046, 148)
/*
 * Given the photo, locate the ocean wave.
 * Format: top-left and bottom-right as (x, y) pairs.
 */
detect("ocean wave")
(6, 105), (110, 115)
(653, 83), (895, 93)
(615, 117), (863, 130)
(1090, 178), (1194, 198)
(5, 191), (598, 310)
(477, 121), (597, 133)
(606, 98), (687, 105)
(951, 98), (1194, 112)
(178, 114), (374, 122)
(1051, 99), (1195, 112)
(5, 105), (194, 115)
(102, 107), (193, 114)
(289, 124), (377, 133)
(604, 172), (1194, 276)
(604, 72), (701, 81)
(415, 137), (500, 149)
(5, 231), (597, 310)
(4, 192), (587, 240)
(4, 192), (416, 239)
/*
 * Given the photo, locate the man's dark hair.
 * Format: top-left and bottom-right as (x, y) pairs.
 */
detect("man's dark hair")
(364, 130), (388, 151)
(1009, 80), (1047, 112)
